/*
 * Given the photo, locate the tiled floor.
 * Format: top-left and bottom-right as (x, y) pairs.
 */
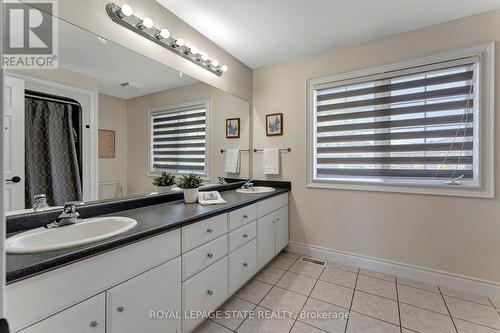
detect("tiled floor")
(194, 251), (500, 333)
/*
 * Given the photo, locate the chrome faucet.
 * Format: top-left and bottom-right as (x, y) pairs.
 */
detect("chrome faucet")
(241, 179), (254, 190)
(46, 201), (84, 229)
(217, 177), (227, 185)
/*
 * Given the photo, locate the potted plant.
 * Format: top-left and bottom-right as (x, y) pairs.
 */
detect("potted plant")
(176, 173), (204, 203)
(152, 172), (176, 193)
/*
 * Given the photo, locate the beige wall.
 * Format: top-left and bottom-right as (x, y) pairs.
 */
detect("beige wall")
(98, 94), (128, 198)
(127, 82), (250, 195)
(252, 10), (500, 282)
(27, 0), (252, 102)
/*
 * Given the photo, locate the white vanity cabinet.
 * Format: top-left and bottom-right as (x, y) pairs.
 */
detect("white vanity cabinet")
(106, 257), (181, 333)
(18, 294), (105, 333)
(257, 193), (289, 269)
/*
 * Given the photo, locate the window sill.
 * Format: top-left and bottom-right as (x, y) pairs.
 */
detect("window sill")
(306, 180), (494, 198)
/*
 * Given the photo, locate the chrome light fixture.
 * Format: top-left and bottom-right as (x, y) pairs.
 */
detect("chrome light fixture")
(106, 3), (228, 76)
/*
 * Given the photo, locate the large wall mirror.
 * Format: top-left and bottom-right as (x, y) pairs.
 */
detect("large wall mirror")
(5, 13), (250, 215)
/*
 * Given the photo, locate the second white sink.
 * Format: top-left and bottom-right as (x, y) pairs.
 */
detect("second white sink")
(236, 186), (276, 194)
(6, 216), (137, 254)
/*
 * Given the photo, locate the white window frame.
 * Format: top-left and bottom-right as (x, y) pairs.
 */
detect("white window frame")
(148, 99), (211, 178)
(306, 43), (495, 198)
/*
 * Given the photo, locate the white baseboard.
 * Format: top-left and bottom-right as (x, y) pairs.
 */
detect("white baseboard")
(286, 241), (500, 299)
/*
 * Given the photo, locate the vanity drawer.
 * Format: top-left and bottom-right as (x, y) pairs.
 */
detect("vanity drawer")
(228, 221), (256, 253)
(257, 193), (288, 218)
(18, 294), (105, 333)
(228, 239), (257, 295)
(181, 214), (228, 252)
(182, 234), (227, 281)
(228, 204), (257, 231)
(182, 257), (228, 333)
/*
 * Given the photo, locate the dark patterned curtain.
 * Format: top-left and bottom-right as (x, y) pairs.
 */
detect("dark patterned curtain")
(24, 98), (83, 207)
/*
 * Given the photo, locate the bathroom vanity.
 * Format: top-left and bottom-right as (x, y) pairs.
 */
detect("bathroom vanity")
(5, 187), (289, 333)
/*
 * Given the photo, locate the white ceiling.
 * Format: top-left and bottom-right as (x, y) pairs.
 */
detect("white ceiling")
(59, 19), (198, 99)
(157, 0), (500, 69)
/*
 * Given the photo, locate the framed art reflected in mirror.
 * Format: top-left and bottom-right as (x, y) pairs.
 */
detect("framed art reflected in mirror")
(226, 118), (240, 138)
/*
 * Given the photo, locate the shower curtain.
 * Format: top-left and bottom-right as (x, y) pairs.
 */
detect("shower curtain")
(24, 97), (83, 208)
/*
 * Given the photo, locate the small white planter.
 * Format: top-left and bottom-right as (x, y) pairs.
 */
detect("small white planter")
(183, 188), (199, 203)
(156, 185), (173, 193)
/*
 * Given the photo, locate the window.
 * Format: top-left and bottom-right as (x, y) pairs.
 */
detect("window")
(307, 45), (494, 197)
(149, 100), (209, 176)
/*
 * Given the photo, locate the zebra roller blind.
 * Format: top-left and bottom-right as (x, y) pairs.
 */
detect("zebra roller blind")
(150, 102), (208, 174)
(313, 57), (478, 184)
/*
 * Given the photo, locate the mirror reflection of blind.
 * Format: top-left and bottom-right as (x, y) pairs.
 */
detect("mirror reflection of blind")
(314, 58), (477, 182)
(151, 105), (207, 174)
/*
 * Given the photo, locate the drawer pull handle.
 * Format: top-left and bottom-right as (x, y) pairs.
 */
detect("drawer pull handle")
(207, 253), (213, 258)
(243, 262), (248, 268)
(243, 215), (248, 219)
(207, 228), (213, 233)
(117, 306), (124, 313)
(207, 290), (214, 296)
(243, 234), (248, 238)
(90, 321), (98, 328)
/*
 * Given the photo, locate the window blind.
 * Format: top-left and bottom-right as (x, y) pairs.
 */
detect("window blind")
(314, 58), (477, 183)
(150, 104), (207, 174)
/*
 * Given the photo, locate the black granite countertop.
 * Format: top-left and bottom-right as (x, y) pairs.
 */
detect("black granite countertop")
(6, 185), (290, 284)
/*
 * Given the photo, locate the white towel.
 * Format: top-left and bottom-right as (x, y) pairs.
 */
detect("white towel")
(198, 191), (227, 206)
(263, 149), (280, 175)
(225, 149), (240, 173)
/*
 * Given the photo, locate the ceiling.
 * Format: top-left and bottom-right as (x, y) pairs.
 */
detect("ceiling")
(157, 0), (500, 69)
(59, 19), (198, 99)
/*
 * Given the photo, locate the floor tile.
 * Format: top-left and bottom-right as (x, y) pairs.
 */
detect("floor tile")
(254, 266), (286, 285)
(310, 280), (354, 309)
(212, 296), (256, 330)
(490, 298), (500, 310)
(235, 279), (273, 304)
(193, 320), (233, 333)
(356, 274), (397, 300)
(359, 268), (395, 282)
(320, 267), (357, 289)
(351, 291), (399, 325)
(236, 306), (295, 333)
(398, 284), (448, 315)
(445, 296), (500, 329)
(259, 287), (307, 319)
(289, 260), (324, 279)
(280, 251), (300, 260)
(396, 277), (439, 293)
(290, 321), (327, 333)
(440, 287), (492, 306)
(326, 260), (359, 273)
(400, 303), (455, 333)
(455, 318), (500, 333)
(276, 271), (317, 295)
(298, 298), (349, 333)
(269, 255), (297, 270)
(346, 311), (400, 333)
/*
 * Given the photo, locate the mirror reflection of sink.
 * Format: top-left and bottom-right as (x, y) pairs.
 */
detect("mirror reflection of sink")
(236, 186), (276, 194)
(6, 217), (137, 254)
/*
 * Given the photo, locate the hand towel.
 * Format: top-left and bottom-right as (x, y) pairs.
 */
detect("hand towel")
(197, 191), (227, 206)
(225, 149), (240, 173)
(263, 148), (280, 175)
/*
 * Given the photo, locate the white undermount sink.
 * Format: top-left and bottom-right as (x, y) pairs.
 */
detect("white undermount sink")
(236, 186), (276, 194)
(6, 216), (137, 254)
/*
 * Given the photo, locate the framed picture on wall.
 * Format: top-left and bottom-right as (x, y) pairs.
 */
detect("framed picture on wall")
(226, 118), (240, 138)
(99, 129), (115, 158)
(266, 113), (283, 136)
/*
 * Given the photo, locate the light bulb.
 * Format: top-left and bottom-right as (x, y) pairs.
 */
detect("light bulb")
(211, 59), (219, 67)
(221, 65), (228, 72)
(176, 38), (185, 47)
(189, 46), (199, 55)
(120, 4), (133, 17)
(158, 28), (170, 39)
(200, 53), (209, 61)
(142, 17), (154, 29)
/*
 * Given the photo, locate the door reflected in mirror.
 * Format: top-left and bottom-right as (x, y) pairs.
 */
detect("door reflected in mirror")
(4, 10), (250, 215)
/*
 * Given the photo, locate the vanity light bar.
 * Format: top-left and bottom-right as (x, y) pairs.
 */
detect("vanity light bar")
(106, 3), (228, 76)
